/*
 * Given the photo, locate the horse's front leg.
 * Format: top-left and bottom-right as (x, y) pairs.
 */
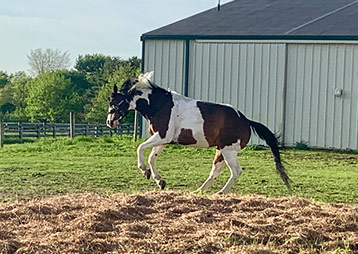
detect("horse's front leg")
(136, 132), (168, 182)
(148, 145), (166, 189)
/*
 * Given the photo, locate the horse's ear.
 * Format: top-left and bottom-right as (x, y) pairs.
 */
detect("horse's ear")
(113, 84), (118, 93)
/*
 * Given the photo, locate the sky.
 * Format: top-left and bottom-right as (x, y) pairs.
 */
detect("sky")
(0, 0), (232, 74)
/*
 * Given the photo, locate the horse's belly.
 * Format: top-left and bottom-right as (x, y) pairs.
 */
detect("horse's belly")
(174, 122), (210, 148)
(184, 137), (210, 148)
(191, 129), (210, 147)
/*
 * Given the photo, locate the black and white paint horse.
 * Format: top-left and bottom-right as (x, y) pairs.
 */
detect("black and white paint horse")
(106, 72), (290, 194)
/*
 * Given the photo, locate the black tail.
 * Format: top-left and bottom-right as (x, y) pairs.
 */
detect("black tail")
(249, 120), (291, 189)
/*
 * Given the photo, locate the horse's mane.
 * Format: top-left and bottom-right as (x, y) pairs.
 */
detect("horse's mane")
(132, 72), (168, 94)
(132, 71), (154, 90)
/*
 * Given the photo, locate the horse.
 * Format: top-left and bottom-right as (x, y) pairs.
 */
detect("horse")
(106, 71), (290, 194)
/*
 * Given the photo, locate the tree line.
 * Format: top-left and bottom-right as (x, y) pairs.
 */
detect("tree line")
(0, 49), (141, 124)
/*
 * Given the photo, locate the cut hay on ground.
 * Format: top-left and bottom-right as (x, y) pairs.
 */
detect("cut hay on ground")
(0, 191), (357, 254)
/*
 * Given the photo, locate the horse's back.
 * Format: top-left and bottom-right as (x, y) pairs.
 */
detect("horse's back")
(196, 101), (251, 149)
(172, 95), (251, 149)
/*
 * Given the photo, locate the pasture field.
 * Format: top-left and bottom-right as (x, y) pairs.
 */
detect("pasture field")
(0, 135), (357, 203)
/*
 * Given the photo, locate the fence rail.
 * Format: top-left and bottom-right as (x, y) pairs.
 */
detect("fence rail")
(1, 122), (135, 140)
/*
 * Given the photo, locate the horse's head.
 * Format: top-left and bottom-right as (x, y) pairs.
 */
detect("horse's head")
(106, 79), (132, 128)
(106, 71), (154, 128)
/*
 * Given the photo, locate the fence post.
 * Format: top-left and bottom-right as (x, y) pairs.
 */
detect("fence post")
(85, 124), (89, 136)
(70, 112), (75, 138)
(52, 124), (56, 138)
(36, 123), (40, 138)
(0, 120), (4, 148)
(94, 125), (98, 138)
(133, 111), (138, 141)
(18, 122), (23, 141)
(43, 122), (46, 137)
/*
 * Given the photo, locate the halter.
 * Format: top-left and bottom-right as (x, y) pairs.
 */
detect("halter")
(108, 98), (129, 119)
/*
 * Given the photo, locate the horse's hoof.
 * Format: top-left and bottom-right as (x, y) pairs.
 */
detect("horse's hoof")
(158, 180), (166, 190)
(144, 170), (151, 180)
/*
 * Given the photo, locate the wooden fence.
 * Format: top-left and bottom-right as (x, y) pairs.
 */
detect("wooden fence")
(0, 122), (135, 140)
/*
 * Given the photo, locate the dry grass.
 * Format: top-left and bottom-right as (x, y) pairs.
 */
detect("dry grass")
(0, 191), (357, 254)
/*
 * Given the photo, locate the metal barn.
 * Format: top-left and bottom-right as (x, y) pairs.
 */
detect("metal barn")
(140, 0), (358, 151)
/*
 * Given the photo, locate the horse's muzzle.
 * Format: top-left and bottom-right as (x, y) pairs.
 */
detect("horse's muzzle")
(106, 119), (120, 128)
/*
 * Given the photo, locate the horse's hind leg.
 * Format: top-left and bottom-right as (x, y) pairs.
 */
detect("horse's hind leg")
(148, 145), (166, 190)
(194, 149), (225, 193)
(217, 144), (243, 194)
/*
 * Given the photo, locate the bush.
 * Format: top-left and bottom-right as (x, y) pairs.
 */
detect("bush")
(294, 141), (309, 150)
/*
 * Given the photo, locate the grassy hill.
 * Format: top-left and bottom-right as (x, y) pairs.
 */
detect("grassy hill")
(0, 136), (357, 203)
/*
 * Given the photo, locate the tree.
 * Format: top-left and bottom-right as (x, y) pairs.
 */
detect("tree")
(61, 70), (93, 122)
(0, 103), (15, 114)
(74, 54), (124, 89)
(108, 58), (141, 84)
(75, 54), (141, 123)
(85, 60), (141, 124)
(127, 56), (141, 71)
(27, 48), (71, 76)
(0, 75), (15, 120)
(10, 72), (32, 119)
(0, 82), (14, 107)
(84, 82), (113, 124)
(0, 71), (9, 89)
(0, 102), (16, 120)
(25, 71), (80, 122)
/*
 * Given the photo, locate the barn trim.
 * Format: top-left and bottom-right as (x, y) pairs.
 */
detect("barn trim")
(195, 40), (358, 45)
(141, 35), (358, 41)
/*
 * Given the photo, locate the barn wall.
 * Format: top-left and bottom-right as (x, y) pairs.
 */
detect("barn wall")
(188, 41), (286, 145)
(285, 44), (358, 150)
(142, 40), (186, 136)
(144, 39), (186, 92)
(141, 39), (358, 150)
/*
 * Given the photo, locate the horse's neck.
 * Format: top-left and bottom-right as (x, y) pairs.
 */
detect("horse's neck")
(133, 87), (174, 120)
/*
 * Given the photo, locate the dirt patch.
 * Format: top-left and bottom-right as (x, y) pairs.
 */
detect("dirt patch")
(0, 192), (357, 254)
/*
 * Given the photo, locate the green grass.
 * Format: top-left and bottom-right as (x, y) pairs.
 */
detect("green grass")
(0, 136), (357, 203)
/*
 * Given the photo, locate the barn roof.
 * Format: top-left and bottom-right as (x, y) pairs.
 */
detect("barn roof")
(142, 0), (358, 40)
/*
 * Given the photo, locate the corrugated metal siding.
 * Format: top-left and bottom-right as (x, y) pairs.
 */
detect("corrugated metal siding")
(285, 44), (358, 150)
(142, 40), (186, 136)
(142, 39), (358, 150)
(144, 40), (186, 93)
(188, 41), (286, 145)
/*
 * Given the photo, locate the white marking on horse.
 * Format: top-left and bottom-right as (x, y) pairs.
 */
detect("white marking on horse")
(171, 93), (209, 147)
